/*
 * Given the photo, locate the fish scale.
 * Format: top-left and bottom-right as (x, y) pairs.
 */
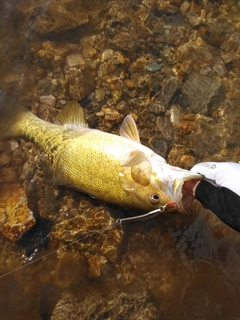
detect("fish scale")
(53, 131), (144, 206)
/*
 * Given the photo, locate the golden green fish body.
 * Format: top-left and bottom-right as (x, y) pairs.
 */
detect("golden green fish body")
(19, 114), (171, 210)
(0, 96), (202, 212)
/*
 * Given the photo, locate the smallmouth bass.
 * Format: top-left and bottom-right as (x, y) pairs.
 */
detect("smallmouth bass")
(0, 93), (202, 213)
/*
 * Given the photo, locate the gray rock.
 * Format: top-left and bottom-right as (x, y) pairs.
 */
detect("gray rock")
(160, 77), (179, 110)
(39, 77), (56, 95)
(149, 138), (168, 158)
(180, 72), (225, 115)
(39, 95), (56, 108)
(146, 62), (162, 73)
(148, 103), (165, 115)
(204, 18), (235, 47)
(156, 116), (174, 141)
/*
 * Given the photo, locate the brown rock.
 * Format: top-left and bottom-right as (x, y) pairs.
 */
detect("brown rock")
(0, 184), (35, 242)
(113, 32), (134, 51)
(178, 119), (196, 135)
(179, 155), (196, 169)
(30, 0), (89, 34)
(67, 66), (96, 101)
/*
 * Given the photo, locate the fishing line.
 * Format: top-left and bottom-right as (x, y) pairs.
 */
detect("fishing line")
(0, 222), (117, 280)
(0, 203), (175, 280)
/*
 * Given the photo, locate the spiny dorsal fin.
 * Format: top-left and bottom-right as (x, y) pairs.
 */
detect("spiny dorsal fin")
(124, 150), (146, 167)
(119, 115), (140, 143)
(55, 102), (88, 128)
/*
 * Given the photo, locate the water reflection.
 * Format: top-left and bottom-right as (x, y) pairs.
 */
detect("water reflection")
(1, 0), (240, 319)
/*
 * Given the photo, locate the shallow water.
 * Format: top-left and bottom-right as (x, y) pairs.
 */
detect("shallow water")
(1, 0), (240, 319)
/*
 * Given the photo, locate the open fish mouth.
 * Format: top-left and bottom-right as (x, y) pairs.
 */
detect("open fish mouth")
(178, 193), (195, 214)
(164, 198), (193, 214)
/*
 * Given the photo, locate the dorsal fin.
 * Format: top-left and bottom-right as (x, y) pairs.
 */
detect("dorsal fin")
(55, 102), (88, 128)
(119, 115), (140, 143)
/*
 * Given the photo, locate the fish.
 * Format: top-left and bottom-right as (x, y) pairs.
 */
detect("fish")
(0, 92), (202, 213)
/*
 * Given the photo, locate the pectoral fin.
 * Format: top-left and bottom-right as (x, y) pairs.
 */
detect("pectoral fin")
(119, 115), (141, 143)
(119, 159), (152, 193)
(119, 170), (136, 192)
(131, 161), (152, 186)
(124, 150), (147, 167)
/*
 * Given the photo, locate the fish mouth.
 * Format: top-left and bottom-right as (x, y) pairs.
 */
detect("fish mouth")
(179, 177), (202, 214)
(177, 196), (193, 214)
(164, 200), (191, 214)
(178, 188), (196, 214)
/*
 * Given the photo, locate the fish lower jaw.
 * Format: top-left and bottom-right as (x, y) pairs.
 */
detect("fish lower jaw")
(177, 200), (189, 214)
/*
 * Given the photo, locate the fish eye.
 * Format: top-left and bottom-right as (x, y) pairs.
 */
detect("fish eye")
(149, 193), (160, 204)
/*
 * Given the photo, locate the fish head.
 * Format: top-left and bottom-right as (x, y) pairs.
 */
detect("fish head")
(119, 158), (202, 213)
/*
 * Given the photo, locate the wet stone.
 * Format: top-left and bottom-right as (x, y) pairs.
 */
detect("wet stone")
(66, 66), (96, 101)
(116, 100), (128, 113)
(8, 139), (19, 152)
(180, 72), (225, 115)
(160, 77), (179, 110)
(39, 95), (56, 108)
(204, 18), (235, 47)
(66, 54), (85, 67)
(51, 290), (161, 320)
(81, 46), (97, 61)
(149, 138), (168, 158)
(156, 116), (174, 141)
(0, 184), (36, 242)
(146, 62), (162, 73)
(95, 88), (106, 102)
(101, 107), (122, 128)
(113, 32), (134, 51)
(101, 49), (115, 61)
(169, 105), (181, 127)
(39, 78), (56, 95)
(179, 155), (196, 169)
(180, 1), (190, 15)
(29, 0), (89, 35)
(110, 52), (125, 65)
(148, 103), (165, 115)
(178, 118), (197, 135)
(51, 203), (123, 277)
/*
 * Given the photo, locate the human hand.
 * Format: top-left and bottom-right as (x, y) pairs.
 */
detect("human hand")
(182, 179), (201, 197)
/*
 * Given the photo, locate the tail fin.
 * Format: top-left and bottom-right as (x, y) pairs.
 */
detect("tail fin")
(0, 91), (30, 139)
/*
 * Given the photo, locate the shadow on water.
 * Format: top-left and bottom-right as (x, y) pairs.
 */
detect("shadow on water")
(1, 0), (240, 319)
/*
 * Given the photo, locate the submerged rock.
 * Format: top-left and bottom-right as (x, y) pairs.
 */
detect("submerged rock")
(51, 290), (161, 320)
(0, 184), (36, 242)
(160, 77), (180, 110)
(180, 72), (225, 115)
(66, 66), (96, 101)
(113, 32), (134, 51)
(28, 0), (89, 34)
(66, 54), (85, 67)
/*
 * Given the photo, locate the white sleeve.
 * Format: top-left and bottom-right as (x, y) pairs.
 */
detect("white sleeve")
(190, 162), (240, 196)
